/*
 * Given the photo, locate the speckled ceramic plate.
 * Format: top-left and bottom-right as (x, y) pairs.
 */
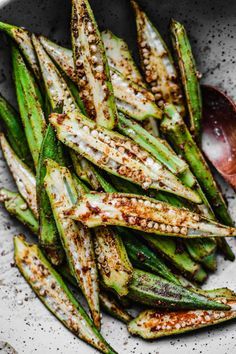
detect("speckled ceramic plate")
(0, 1), (236, 353)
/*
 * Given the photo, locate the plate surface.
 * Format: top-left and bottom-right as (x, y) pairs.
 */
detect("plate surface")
(0, 1), (236, 353)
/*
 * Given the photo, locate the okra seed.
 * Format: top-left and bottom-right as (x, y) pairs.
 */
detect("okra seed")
(90, 44), (97, 53)
(88, 34), (95, 43)
(118, 146), (125, 154)
(180, 227), (187, 235)
(140, 41), (146, 48)
(144, 200), (151, 206)
(82, 125), (90, 133)
(128, 216), (136, 225)
(154, 223), (159, 230)
(91, 130), (98, 137)
(95, 65), (103, 73)
(155, 93), (162, 100)
(39, 289), (46, 297)
(166, 325), (171, 330)
(143, 59), (149, 65)
(87, 22), (93, 33)
(160, 224), (166, 232)
(166, 225), (173, 233)
(92, 56), (98, 64)
(142, 181), (152, 189)
(104, 267), (110, 275)
(131, 198), (137, 204)
(147, 221), (154, 228)
(20, 203), (28, 210)
(193, 214), (200, 221)
(151, 87), (159, 94)
(204, 315), (211, 322)
(219, 312), (226, 318)
(158, 100), (164, 107)
(140, 219), (147, 228)
(173, 226), (180, 233)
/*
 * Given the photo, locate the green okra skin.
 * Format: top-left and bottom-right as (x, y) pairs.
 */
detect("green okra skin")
(131, 0), (185, 115)
(14, 236), (117, 354)
(36, 125), (65, 266)
(142, 234), (207, 283)
(58, 265), (133, 324)
(40, 35), (162, 123)
(0, 189), (39, 234)
(101, 29), (147, 88)
(66, 193), (236, 238)
(0, 21), (41, 80)
(184, 238), (217, 267)
(120, 228), (181, 285)
(0, 94), (33, 168)
(0, 133), (38, 218)
(161, 104), (233, 226)
(49, 111), (201, 203)
(128, 300), (236, 340)
(128, 269), (230, 311)
(170, 19), (202, 140)
(94, 226), (133, 297)
(44, 159), (101, 329)
(71, 0), (118, 129)
(12, 45), (46, 167)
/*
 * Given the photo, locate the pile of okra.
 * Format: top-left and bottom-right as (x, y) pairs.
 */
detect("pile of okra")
(0, 0), (236, 352)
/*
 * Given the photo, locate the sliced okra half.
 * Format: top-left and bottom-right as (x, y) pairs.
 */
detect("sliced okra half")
(49, 111), (200, 203)
(44, 159), (101, 329)
(131, 0), (185, 115)
(128, 300), (236, 339)
(66, 192), (236, 238)
(14, 235), (117, 354)
(71, 0), (118, 129)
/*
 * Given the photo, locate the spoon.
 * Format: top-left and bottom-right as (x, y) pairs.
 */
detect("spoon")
(201, 84), (236, 189)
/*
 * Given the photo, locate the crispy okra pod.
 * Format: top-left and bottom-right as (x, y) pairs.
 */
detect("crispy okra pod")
(49, 111), (201, 203)
(0, 189), (38, 234)
(0, 21), (40, 80)
(14, 235), (117, 354)
(0, 133), (38, 218)
(142, 234), (207, 283)
(0, 93), (33, 168)
(128, 300), (236, 339)
(161, 104), (232, 226)
(128, 269), (229, 311)
(66, 192), (236, 238)
(44, 159), (101, 328)
(40, 35), (162, 122)
(170, 19), (202, 139)
(71, 0), (118, 129)
(131, 0), (185, 115)
(12, 45), (46, 167)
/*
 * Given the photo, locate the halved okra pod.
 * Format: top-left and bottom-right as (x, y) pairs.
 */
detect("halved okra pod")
(40, 35), (162, 122)
(0, 21), (40, 80)
(0, 133), (38, 218)
(0, 189), (39, 234)
(0, 93), (33, 168)
(131, 0), (185, 115)
(66, 192), (236, 238)
(14, 235), (117, 354)
(12, 45), (46, 167)
(128, 300), (236, 339)
(44, 159), (101, 328)
(128, 269), (230, 311)
(71, 0), (118, 129)
(170, 19), (202, 139)
(141, 234), (207, 283)
(49, 111), (200, 203)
